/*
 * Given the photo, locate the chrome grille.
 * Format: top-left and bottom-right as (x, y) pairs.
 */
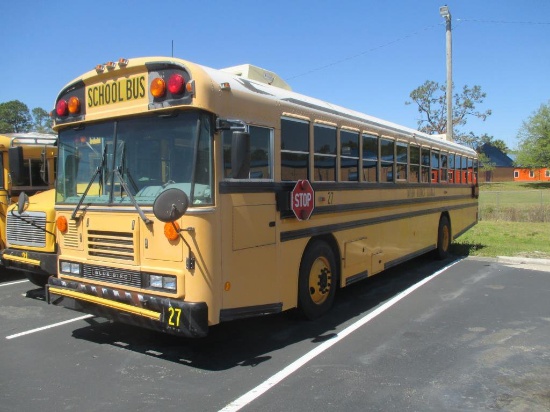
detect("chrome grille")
(87, 230), (134, 261)
(7, 211), (46, 247)
(82, 264), (141, 287)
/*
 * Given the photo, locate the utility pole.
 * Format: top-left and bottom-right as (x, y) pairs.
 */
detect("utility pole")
(440, 5), (453, 142)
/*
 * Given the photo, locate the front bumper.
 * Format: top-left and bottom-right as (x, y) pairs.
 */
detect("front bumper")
(46, 277), (209, 338)
(1, 248), (57, 275)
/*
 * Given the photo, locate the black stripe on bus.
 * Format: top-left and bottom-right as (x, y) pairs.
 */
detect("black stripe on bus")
(384, 245), (435, 270)
(345, 270), (369, 286)
(219, 180), (475, 194)
(219, 302), (283, 322)
(280, 202), (477, 242)
(313, 194), (472, 216)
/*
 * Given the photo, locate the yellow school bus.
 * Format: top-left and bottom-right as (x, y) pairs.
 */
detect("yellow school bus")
(0, 133), (57, 281)
(3, 188), (57, 286)
(46, 57), (478, 337)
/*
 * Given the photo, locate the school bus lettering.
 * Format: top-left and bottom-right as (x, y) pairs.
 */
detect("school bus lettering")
(87, 75), (146, 108)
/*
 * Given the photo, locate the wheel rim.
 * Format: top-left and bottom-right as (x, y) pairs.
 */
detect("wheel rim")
(308, 256), (332, 305)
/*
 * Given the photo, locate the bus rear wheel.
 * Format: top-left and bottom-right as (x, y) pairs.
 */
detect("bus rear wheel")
(436, 215), (451, 260)
(298, 240), (338, 320)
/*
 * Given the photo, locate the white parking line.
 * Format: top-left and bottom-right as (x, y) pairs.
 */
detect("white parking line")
(219, 259), (463, 412)
(0, 279), (29, 287)
(5, 314), (94, 340)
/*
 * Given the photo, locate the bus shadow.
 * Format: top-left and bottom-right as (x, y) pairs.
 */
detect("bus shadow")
(450, 242), (486, 256)
(0, 268), (27, 284)
(70, 253), (460, 371)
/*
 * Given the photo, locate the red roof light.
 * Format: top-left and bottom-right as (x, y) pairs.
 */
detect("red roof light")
(168, 74), (185, 94)
(56, 99), (68, 116)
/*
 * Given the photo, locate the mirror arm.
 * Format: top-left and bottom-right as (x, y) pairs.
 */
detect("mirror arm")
(171, 221), (195, 270)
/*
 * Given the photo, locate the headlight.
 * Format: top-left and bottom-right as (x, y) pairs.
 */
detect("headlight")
(150, 275), (163, 288)
(163, 277), (177, 291)
(148, 274), (177, 292)
(60, 261), (81, 276)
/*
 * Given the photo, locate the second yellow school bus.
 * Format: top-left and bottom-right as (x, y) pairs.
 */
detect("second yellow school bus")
(46, 57), (478, 337)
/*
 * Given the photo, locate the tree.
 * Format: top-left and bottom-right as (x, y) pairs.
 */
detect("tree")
(0, 100), (53, 134)
(515, 101), (550, 168)
(405, 80), (492, 147)
(0, 100), (32, 133)
(31, 107), (53, 133)
(478, 133), (509, 154)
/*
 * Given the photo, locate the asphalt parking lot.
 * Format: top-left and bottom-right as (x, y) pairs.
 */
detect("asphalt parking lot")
(1, 255), (549, 412)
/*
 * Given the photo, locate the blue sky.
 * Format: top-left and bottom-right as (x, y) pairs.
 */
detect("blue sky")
(1, 0), (549, 150)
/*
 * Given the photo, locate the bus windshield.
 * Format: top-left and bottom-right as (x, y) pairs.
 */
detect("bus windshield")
(56, 111), (213, 207)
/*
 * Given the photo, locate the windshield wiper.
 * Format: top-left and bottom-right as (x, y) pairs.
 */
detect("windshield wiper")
(71, 145), (107, 220)
(118, 141), (139, 195)
(114, 166), (152, 225)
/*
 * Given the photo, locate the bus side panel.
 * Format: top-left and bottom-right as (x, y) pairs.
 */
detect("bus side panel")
(449, 204), (478, 239)
(278, 236), (310, 311)
(220, 193), (280, 315)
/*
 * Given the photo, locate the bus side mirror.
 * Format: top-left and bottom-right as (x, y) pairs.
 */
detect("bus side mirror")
(231, 132), (250, 179)
(153, 188), (189, 222)
(18, 191), (29, 214)
(8, 146), (25, 185)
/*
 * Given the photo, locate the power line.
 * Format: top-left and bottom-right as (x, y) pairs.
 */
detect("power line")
(457, 18), (550, 25)
(286, 23), (441, 81)
(285, 17), (549, 82)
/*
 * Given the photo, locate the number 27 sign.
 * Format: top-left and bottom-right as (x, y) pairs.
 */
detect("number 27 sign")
(291, 180), (315, 221)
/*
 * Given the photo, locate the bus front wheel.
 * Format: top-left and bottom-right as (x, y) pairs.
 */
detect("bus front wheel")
(298, 240), (338, 319)
(26, 272), (50, 288)
(436, 215), (451, 260)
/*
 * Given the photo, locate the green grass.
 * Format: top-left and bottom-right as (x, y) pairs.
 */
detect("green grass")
(478, 181), (550, 222)
(479, 181), (550, 191)
(452, 221), (550, 258)
(453, 180), (550, 258)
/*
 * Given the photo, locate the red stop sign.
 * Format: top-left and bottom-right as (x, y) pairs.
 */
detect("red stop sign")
(291, 180), (315, 220)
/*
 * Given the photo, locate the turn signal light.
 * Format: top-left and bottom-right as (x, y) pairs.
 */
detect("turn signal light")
(56, 100), (68, 116)
(164, 221), (180, 241)
(68, 96), (81, 114)
(150, 77), (166, 98)
(56, 216), (68, 233)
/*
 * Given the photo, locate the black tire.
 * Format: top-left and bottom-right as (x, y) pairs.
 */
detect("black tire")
(298, 240), (338, 320)
(436, 215), (451, 260)
(26, 272), (50, 288)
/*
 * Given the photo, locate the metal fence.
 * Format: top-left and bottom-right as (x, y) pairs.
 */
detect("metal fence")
(479, 190), (550, 222)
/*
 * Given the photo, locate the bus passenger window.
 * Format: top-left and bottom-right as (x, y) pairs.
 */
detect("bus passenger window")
(431, 150), (440, 183)
(281, 118), (309, 181)
(362, 134), (378, 183)
(440, 152), (448, 182)
(448, 154), (455, 183)
(340, 130), (359, 182)
(421, 148), (430, 183)
(461, 156), (468, 183)
(396, 142), (408, 181)
(313, 124), (336, 181)
(380, 138), (394, 182)
(410, 145), (420, 183)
